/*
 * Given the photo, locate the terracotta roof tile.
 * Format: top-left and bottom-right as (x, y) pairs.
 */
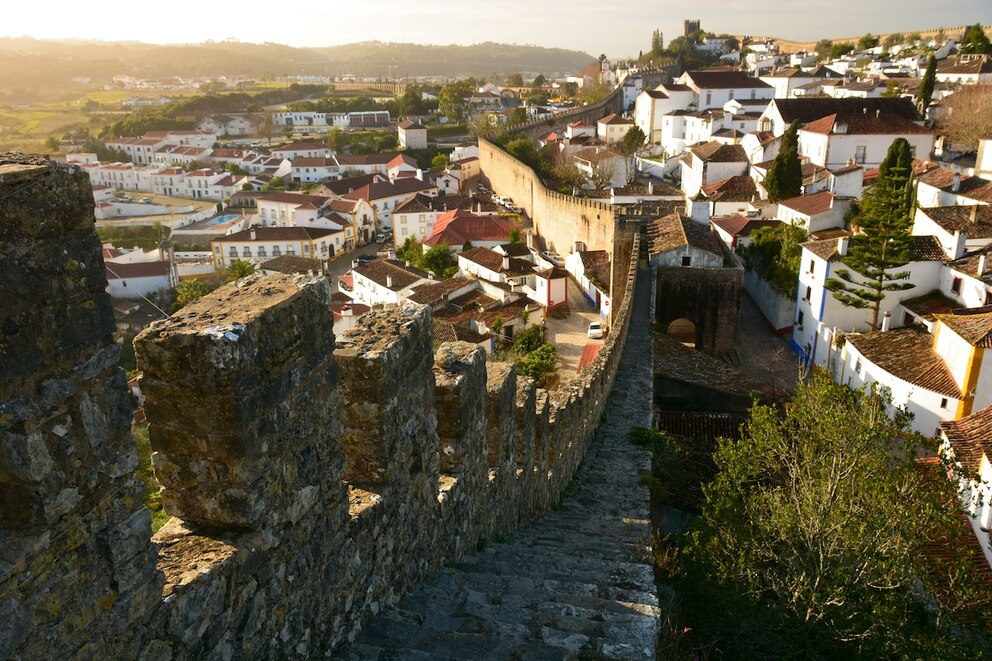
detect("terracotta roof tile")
(353, 259), (429, 290)
(647, 212), (723, 258)
(779, 191), (837, 216)
(846, 326), (962, 398)
(940, 406), (992, 472)
(690, 141), (747, 163)
(710, 215), (782, 237)
(701, 175), (757, 202)
(935, 307), (992, 348)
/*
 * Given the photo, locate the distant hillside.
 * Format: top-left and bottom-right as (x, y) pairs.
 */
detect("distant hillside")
(0, 38), (593, 103)
(310, 41), (593, 77)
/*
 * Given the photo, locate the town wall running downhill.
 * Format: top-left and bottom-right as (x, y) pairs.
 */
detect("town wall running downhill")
(0, 152), (639, 658)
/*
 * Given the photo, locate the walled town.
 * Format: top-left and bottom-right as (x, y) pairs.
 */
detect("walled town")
(2, 16), (992, 659)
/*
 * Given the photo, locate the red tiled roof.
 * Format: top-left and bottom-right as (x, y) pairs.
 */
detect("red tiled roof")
(935, 307), (992, 348)
(220, 226), (339, 242)
(458, 247), (535, 277)
(710, 215), (782, 237)
(846, 326), (962, 398)
(779, 191), (836, 216)
(940, 405), (992, 472)
(701, 175), (757, 202)
(683, 70), (771, 89)
(423, 210), (517, 247)
(801, 112), (932, 135)
(647, 212), (724, 257)
(104, 260), (171, 280)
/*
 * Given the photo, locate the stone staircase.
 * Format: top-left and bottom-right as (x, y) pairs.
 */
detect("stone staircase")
(344, 269), (658, 660)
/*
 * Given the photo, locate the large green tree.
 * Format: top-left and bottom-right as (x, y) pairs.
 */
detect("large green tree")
(916, 55), (937, 113)
(438, 80), (473, 123)
(763, 120), (802, 203)
(685, 372), (991, 658)
(961, 23), (991, 54)
(826, 138), (916, 329)
(617, 125), (646, 184)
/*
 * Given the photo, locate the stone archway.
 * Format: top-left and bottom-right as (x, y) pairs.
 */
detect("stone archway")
(667, 318), (697, 348)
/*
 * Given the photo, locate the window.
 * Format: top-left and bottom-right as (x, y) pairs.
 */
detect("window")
(705, 91), (711, 106)
(287, 246), (296, 255)
(940, 398), (949, 410)
(986, 290), (992, 305)
(242, 247), (251, 257)
(750, 89), (756, 99)
(681, 255), (692, 266)
(257, 247), (266, 257)
(272, 246), (281, 256)
(303, 244), (310, 255)
(808, 259), (815, 274)
(797, 310), (804, 327)
(951, 277), (962, 294)
(854, 145), (867, 164)
(229, 247), (237, 257)
(805, 285), (812, 302)
(855, 357), (862, 375)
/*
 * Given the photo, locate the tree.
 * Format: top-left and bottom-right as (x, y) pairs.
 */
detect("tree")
(882, 32), (903, 52)
(763, 120), (802, 203)
(651, 29), (664, 57)
(830, 43), (855, 58)
(590, 159), (617, 190)
(560, 82), (579, 98)
(939, 84), (992, 149)
(506, 72), (524, 87)
(857, 33), (880, 50)
(175, 278), (212, 308)
(617, 125), (646, 184)
(531, 74), (546, 89)
(960, 23), (991, 54)
(881, 80), (902, 98)
(226, 258), (256, 281)
(431, 153), (448, 172)
(738, 223), (807, 297)
(508, 228), (521, 244)
(439, 80), (472, 123)
(685, 372), (991, 658)
(508, 107), (527, 125)
(251, 112), (275, 146)
(906, 31), (922, 44)
(419, 242), (458, 278)
(505, 137), (537, 167)
(826, 138), (917, 330)
(814, 39), (834, 61)
(916, 55), (937, 112)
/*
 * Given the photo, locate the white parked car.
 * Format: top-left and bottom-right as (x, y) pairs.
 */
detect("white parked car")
(587, 322), (605, 339)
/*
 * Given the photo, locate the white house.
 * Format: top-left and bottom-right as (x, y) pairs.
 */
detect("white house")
(791, 233), (946, 367)
(197, 114), (252, 137)
(291, 158), (339, 183)
(915, 161), (992, 208)
(596, 114), (635, 145)
(340, 178), (439, 231)
(256, 192), (334, 228)
(271, 142), (334, 161)
(350, 259), (432, 306)
(422, 210), (518, 252)
(913, 205), (992, 260)
(797, 111), (934, 169)
(392, 193), (500, 246)
(104, 259), (176, 300)
(939, 407), (992, 570)
(758, 97), (925, 137)
(711, 215), (783, 250)
(935, 55), (992, 85)
(680, 141), (749, 199)
(210, 226), (344, 269)
(647, 212), (725, 268)
(778, 191), (850, 234)
(675, 70), (774, 111)
(398, 119), (428, 150)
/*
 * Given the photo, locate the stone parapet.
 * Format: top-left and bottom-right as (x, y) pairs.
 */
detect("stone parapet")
(0, 152), (641, 658)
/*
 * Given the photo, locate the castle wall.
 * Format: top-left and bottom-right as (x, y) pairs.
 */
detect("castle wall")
(0, 153), (639, 658)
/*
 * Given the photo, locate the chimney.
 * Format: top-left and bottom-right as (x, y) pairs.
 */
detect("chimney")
(979, 253), (987, 276)
(386, 274), (394, 288)
(837, 236), (849, 256)
(648, 180), (654, 195)
(502, 255), (510, 270)
(952, 173), (961, 192)
(875, 109), (881, 118)
(250, 229), (256, 240)
(881, 311), (892, 332)
(971, 205), (979, 222)
(405, 260), (411, 267)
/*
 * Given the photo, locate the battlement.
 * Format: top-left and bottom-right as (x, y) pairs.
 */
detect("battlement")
(0, 154), (638, 657)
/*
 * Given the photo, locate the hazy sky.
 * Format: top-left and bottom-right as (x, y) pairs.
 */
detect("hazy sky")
(4, 0), (990, 58)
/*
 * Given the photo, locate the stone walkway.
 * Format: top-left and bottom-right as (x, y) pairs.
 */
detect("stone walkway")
(346, 269), (657, 660)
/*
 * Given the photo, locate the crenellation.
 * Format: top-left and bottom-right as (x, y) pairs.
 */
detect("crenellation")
(1, 152), (641, 657)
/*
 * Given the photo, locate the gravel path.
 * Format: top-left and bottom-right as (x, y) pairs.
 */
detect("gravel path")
(346, 268), (657, 660)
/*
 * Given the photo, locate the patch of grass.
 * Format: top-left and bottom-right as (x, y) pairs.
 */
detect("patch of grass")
(133, 425), (168, 533)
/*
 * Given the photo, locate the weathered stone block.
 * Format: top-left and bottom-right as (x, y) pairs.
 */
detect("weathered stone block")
(136, 273), (340, 530)
(434, 342), (487, 475)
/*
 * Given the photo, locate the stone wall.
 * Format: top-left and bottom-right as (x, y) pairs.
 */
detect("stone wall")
(655, 265), (743, 355)
(504, 86), (624, 142)
(0, 153), (640, 658)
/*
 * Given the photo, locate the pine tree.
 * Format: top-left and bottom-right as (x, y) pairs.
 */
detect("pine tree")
(960, 23), (991, 55)
(916, 55), (937, 113)
(764, 120), (802, 203)
(825, 138), (917, 330)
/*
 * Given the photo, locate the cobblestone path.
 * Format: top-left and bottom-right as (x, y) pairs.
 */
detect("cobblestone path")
(347, 268), (657, 660)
